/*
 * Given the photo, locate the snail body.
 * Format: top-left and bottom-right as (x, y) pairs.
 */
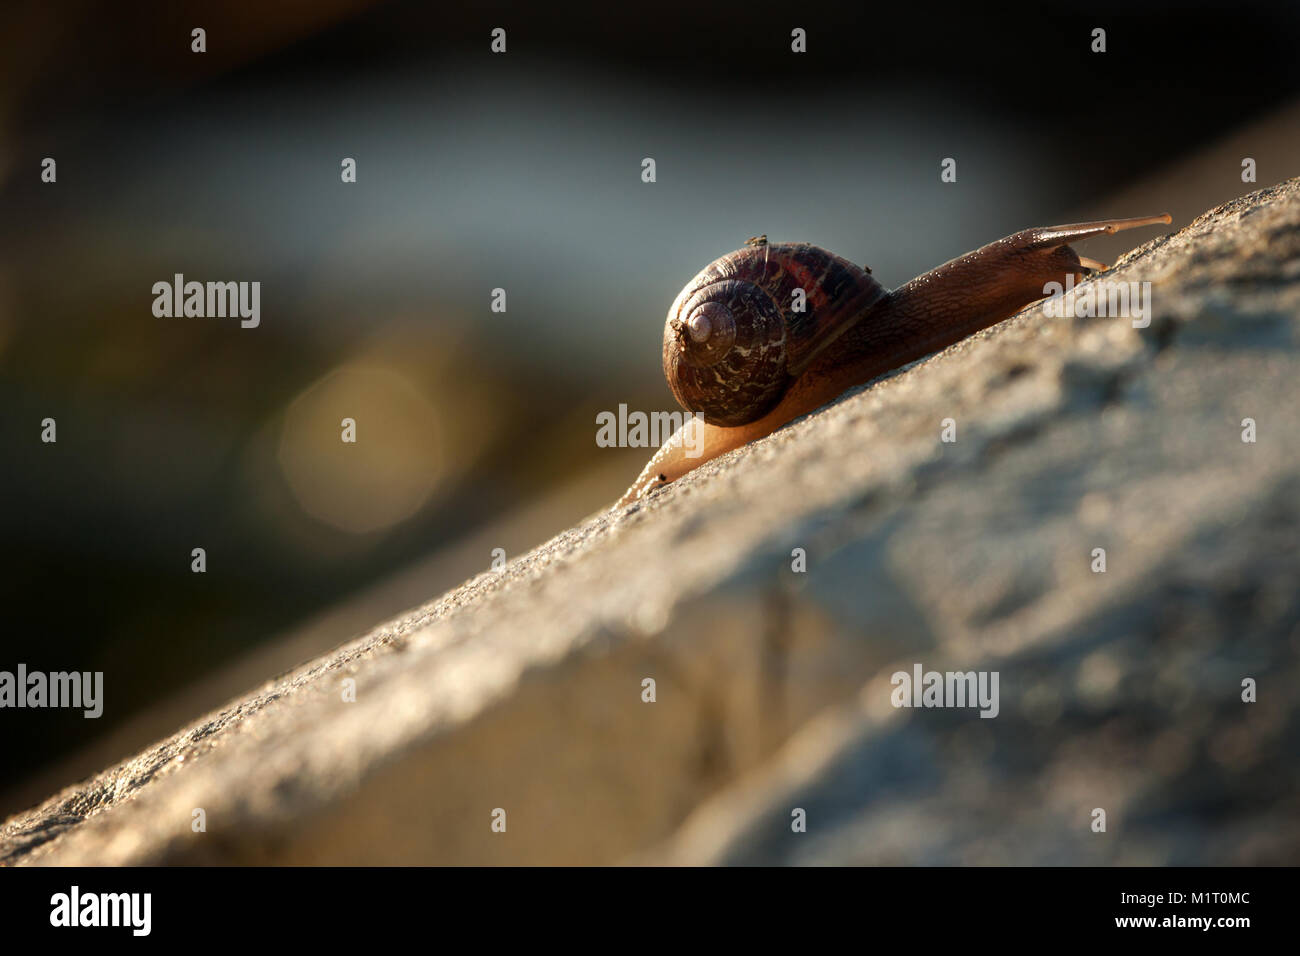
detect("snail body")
(622, 213), (1172, 506)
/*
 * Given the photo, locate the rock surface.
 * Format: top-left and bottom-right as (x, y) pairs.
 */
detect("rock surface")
(4, 180), (1299, 866)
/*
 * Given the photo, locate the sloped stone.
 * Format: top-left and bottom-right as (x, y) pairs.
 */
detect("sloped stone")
(3, 180), (1298, 865)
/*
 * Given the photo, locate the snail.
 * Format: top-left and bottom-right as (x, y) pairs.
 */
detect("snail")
(620, 213), (1172, 506)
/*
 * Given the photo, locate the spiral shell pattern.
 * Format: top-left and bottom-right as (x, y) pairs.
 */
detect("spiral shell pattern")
(662, 243), (887, 426)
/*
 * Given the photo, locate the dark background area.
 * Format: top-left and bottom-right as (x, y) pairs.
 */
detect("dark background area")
(2, 0), (1298, 813)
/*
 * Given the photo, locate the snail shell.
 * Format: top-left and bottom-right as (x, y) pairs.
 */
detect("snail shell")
(662, 242), (887, 426)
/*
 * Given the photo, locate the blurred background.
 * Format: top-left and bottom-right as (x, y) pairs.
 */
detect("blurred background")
(1, 0), (1298, 817)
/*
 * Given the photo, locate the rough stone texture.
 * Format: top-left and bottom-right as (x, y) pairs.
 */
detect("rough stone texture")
(3, 180), (1299, 866)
